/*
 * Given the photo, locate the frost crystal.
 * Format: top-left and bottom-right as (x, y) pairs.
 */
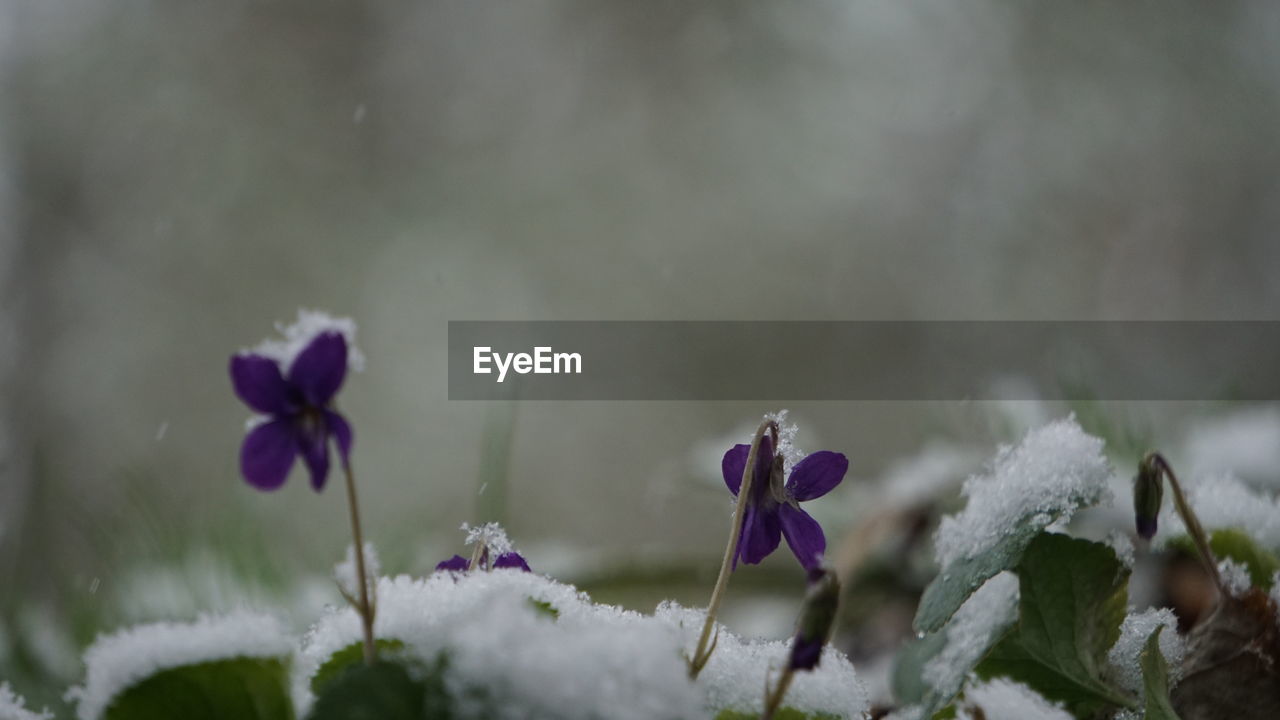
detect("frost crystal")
(1218, 559), (1253, 597)
(462, 521), (514, 556)
(334, 542), (380, 601)
(1155, 473), (1280, 550)
(764, 409), (805, 475)
(68, 610), (291, 720)
(922, 572), (1020, 699)
(959, 678), (1072, 720)
(934, 417), (1113, 568)
(0, 683), (52, 720)
(1105, 608), (1185, 697)
(246, 308), (364, 374)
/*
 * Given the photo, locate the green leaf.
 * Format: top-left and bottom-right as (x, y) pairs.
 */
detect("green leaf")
(307, 659), (440, 720)
(914, 523), (1039, 634)
(1139, 626), (1182, 720)
(526, 598), (559, 619)
(103, 657), (293, 720)
(1169, 528), (1279, 588)
(891, 629), (948, 706)
(977, 533), (1135, 715)
(309, 639), (406, 696)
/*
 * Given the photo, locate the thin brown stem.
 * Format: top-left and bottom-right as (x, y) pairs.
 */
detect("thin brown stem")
(688, 418), (779, 679)
(1150, 453), (1223, 592)
(761, 667), (796, 720)
(342, 461), (378, 665)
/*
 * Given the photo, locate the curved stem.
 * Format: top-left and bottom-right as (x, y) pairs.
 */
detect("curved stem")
(1150, 453), (1223, 592)
(761, 667), (796, 720)
(342, 461), (378, 664)
(688, 418), (779, 679)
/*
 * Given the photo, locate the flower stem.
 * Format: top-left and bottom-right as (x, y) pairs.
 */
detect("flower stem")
(1148, 452), (1223, 592)
(342, 461), (378, 665)
(761, 667), (796, 720)
(688, 418), (779, 679)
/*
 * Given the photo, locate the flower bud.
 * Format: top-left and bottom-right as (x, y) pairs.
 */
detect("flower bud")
(1134, 453), (1164, 540)
(788, 568), (840, 671)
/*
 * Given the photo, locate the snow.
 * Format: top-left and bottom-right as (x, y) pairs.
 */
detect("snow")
(1105, 608), (1185, 697)
(1155, 473), (1280, 550)
(959, 678), (1072, 720)
(295, 571), (867, 720)
(333, 542), (380, 602)
(68, 610), (292, 720)
(245, 309), (364, 374)
(1218, 559), (1253, 597)
(922, 572), (1020, 700)
(462, 521), (514, 557)
(1105, 530), (1135, 569)
(764, 409), (805, 475)
(0, 683), (51, 720)
(933, 417), (1113, 568)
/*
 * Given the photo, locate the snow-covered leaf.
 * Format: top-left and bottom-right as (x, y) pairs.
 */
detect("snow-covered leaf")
(308, 639), (406, 696)
(306, 659), (447, 720)
(977, 533), (1134, 715)
(1138, 627), (1181, 720)
(915, 418), (1112, 633)
(714, 709), (839, 720)
(103, 658), (292, 720)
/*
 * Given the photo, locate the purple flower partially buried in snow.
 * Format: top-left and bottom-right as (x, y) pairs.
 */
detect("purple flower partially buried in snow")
(434, 522), (531, 573)
(230, 331), (353, 491)
(723, 435), (847, 570)
(434, 552), (531, 573)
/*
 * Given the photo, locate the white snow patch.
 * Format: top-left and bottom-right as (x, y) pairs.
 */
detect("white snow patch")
(1105, 608), (1185, 697)
(334, 542), (380, 602)
(1218, 559), (1254, 597)
(296, 572), (866, 719)
(960, 678), (1072, 720)
(923, 572), (1020, 699)
(1106, 531), (1135, 569)
(462, 521), (514, 557)
(1155, 473), (1280, 550)
(934, 417), (1113, 568)
(0, 683), (51, 720)
(764, 409), (805, 476)
(68, 610), (292, 720)
(245, 309), (364, 374)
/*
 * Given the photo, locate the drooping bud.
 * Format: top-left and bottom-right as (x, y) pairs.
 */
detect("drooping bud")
(787, 568), (841, 671)
(1134, 452), (1164, 540)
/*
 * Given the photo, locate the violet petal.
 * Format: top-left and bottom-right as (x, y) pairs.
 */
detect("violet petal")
(435, 555), (469, 572)
(288, 332), (348, 406)
(298, 417), (331, 491)
(326, 410), (353, 469)
(786, 451), (848, 502)
(788, 634), (824, 671)
(779, 503), (826, 570)
(240, 418), (298, 490)
(722, 443), (748, 496)
(737, 503), (782, 566)
(493, 552), (531, 572)
(230, 354), (290, 414)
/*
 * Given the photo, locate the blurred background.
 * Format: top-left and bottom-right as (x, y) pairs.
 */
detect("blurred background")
(3, 0), (1280, 714)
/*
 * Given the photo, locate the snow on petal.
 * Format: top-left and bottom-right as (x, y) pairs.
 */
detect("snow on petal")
(933, 416), (1113, 568)
(1105, 608), (1185, 697)
(922, 571), (1020, 699)
(68, 610), (291, 720)
(248, 308), (364, 375)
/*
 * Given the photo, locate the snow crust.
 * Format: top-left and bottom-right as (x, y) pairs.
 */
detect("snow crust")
(922, 572), (1020, 699)
(958, 678), (1072, 720)
(68, 610), (291, 720)
(0, 684), (51, 720)
(1105, 608), (1185, 697)
(295, 571), (868, 719)
(934, 417), (1113, 568)
(245, 309), (364, 374)
(1155, 473), (1280, 550)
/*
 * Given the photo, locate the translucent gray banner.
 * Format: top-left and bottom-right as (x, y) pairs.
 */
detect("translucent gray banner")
(448, 321), (1280, 400)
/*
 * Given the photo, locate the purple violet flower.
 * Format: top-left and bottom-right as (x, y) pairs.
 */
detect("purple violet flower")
(434, 552), (531, 573)
(230, 331), (353, 491)
(435, 555), (469, 572)
(787, 567), (840, 671)
(722, 435), (847, 570)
